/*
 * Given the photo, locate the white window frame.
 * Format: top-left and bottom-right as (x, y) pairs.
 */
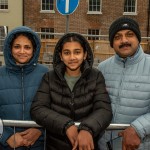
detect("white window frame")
(40, 0), (55, 13)
(87, 29), (100, 40)
(87, 0), (102, 14)
(0, 0), (8, 12)
(123, 0), (137, 15)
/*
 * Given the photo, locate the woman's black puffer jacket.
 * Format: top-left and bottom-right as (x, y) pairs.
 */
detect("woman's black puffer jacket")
(31, 33), (112, 150)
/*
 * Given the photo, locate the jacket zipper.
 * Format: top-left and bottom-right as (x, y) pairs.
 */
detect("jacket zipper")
(21, 68), (25, 120)
(70, 77), (82, 120)
(114, 60), (126, 122)
(70, 92), (75, 119)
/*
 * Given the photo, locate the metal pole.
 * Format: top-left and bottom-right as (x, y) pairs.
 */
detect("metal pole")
(147, 0), (150, 38)
(2, 120), (130, 130)
(66, 15), (69, 33)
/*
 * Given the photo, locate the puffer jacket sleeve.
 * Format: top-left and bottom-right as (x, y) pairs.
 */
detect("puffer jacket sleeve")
(30, 72), (73, 136)
(0, 127), (14, 146)
(131, 113), (150, 140)
(79, 70), (112, 137)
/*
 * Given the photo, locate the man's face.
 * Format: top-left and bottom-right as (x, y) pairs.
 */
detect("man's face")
(112, 30), (139, 58)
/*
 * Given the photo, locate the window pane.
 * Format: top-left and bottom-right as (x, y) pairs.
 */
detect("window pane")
(93, 6), (97, 11)
(89, 0), (92, 5)
(89, 6), (92, 11)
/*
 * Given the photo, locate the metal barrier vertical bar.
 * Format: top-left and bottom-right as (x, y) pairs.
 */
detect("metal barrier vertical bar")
(44, 129), (46, 150)
(13, 126), (16, 150)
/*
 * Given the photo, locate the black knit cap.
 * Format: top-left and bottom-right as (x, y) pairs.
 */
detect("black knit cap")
(109, 17), (141, 47)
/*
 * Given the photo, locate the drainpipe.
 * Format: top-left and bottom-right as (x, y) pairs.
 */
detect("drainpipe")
(22, 0), (24, 25)
(147, 0), (150, 39)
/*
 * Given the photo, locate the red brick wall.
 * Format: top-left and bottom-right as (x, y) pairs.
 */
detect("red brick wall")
(24, 0), (150, 37)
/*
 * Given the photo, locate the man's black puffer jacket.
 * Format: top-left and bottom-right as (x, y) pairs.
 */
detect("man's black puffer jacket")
(31, 33), (112, 150)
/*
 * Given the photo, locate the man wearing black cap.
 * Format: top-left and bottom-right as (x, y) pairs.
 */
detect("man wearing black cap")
(98, 17), (150, 150)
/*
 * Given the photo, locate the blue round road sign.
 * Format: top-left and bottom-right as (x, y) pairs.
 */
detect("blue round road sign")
(56, 0), (79, 15)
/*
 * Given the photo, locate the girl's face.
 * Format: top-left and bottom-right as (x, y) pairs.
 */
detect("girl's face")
(12, 35), (34, 65)
(60, 41), (87, 76)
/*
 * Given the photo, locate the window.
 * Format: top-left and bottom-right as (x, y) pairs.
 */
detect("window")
(0, 26), (7, 52)
(124, 0), (136, 13)
(41, 28), (54, 39)
(88, 0), (101, 14)
(88, 29), (100, 40)
(0, 0), (8, 10)
(41, 0), (54, 11)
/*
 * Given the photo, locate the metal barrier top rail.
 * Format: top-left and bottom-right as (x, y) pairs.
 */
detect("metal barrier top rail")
(2, 120), (130, 130)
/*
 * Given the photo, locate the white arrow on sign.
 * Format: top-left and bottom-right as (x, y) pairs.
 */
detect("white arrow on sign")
(65, 0), (69, 13)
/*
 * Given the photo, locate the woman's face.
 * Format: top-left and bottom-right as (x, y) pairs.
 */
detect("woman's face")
(11, 35), (34, 65)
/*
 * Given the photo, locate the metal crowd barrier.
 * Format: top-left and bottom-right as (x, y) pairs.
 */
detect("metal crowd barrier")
(1, 120), (130, 150)
(2, 120), (130, 129)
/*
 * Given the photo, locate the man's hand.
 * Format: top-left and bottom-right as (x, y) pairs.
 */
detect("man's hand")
(66, 125), (78, 149)
(19, 128), (42, 146)
(73, 130), (94, 150)
(119, 126), (141, 150)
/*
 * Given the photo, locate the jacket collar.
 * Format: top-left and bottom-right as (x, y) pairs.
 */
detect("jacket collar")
(54, 60), (91, 81)
(114, 45), (144, 66)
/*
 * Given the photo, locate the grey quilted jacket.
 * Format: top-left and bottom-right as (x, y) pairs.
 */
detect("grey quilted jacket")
(98, 45), (150, 150)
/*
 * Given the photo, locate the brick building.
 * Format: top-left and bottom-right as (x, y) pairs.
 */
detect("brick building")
(23, 0), (150, 63)
(24, 0), (150, 38)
